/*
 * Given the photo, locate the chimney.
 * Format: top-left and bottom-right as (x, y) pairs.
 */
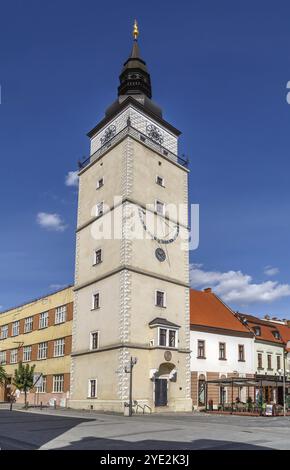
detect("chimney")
(204, 287), (212, 293)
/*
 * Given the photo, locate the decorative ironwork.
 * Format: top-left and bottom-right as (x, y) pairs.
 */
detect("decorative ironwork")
(100, 124), (116, 145)
(79, 124), (189, 170)
(146, 124), (164, 145)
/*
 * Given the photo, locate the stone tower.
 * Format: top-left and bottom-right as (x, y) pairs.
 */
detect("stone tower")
(70, 22), (192, 412)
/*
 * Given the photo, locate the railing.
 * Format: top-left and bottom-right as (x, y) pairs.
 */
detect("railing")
(78, 125), (189, 170)
(132, 402), (152, 414)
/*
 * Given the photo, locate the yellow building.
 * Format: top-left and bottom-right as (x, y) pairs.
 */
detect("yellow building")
(0, 286), (73, 406)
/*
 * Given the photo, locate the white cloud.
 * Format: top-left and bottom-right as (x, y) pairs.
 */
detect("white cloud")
(264, 266), (279, 276)
(49, 284), (67, 290)
(65, 171), (79, 187)
(36, 212), (67, 232)
(190, 264), (290, 304)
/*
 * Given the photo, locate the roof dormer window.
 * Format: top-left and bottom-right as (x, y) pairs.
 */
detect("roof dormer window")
(272, 330), (280, 340)
(253, 326), (261, 336)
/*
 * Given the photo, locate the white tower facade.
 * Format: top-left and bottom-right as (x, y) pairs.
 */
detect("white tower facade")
(70, 25), (192, 412)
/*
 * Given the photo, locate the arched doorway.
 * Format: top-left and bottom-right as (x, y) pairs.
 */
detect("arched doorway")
(154, 363), (176, 407)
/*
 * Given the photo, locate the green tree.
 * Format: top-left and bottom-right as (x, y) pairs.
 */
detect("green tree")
(13, 362), (35, 407)
(0, 364), (7, 386)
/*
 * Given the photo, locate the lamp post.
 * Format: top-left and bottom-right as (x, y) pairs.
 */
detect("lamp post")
(278, 351), (289, 417)
(124, 356), (138, 417)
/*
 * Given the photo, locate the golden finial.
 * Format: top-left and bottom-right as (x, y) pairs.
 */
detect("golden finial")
(133, 19), (139, 41)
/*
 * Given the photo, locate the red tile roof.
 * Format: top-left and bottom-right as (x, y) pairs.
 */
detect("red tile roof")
(264, 322), (290, 350)
(238, 313), (285, 345)
(190, 289), (252, 335)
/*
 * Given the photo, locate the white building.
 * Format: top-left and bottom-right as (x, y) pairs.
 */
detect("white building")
(190, 289), (255, 409)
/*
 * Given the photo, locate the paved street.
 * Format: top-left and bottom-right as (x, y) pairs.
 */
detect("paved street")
(0, 407), (290, 450)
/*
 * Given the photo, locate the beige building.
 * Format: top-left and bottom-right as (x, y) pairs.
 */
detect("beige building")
(0, 286), (73, 406)
(70, 26), (192, 412)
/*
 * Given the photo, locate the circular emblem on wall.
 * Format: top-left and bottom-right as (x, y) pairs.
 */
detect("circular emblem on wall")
(164, 350), (172, 362)
(100, 124), (116, 145)
(155, 247), (166, 262)
(146, 124), (164, 144)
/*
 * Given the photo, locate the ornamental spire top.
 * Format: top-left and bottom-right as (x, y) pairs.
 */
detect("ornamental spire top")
(133, 19), (139, 41)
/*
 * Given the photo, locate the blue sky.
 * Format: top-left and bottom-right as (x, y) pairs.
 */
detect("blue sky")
(0, 0), (290, 317)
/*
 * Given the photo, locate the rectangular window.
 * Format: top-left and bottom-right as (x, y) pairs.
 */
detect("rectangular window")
(238, 344), (245, 361)
(0, 351), (6, 364)
(39, 312), (48, 329)
(12, 321), (20, 337)
(23, 346), (32, 362)
(54, 338), (65, 357)
(277, 355), (281, 370)
(38, 342), (48, 360)
(97, 178), (104, 189)
(169, 330), (176, 348)
(155, 290), (166, 308)
(53, 374), (64, 393)
(197, 340), (205, 358)
(267, 354), (272, 370)
(156, 176), (165, 187)
(158, 328), (177, 348)
(36, 376), (47, 393)
(159, 328), (167, 347)
(55, 305), (66, 325)
(10, 349), (18, 364)
(219, 342), (226, 360)
(24, 316), (33, 333)
(94, 249), (102, 265)
(97, 202), (104, 217)
(90, 332), (99, 350)
(155, 200), (165, 216)
(1, 325), (8, 340)
(92, 293), (100, 310)
(258, 353), (263, 369)
(88, 379), (97, 398)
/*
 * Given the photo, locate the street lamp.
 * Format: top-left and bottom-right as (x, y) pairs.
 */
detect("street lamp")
(124, 356), (138, 417)
(278, 350), (289, 417)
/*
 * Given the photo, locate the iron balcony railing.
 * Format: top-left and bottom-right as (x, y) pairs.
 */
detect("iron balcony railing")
(78, 124), (189, 170)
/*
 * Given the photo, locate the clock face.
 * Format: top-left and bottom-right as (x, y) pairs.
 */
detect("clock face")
(155, 248), (166, 262)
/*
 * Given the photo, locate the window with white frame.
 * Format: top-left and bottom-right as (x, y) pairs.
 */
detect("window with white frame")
(155, 290), (166, 308)
(158, 328), (177, 348)
(90, 331), (99, 350)
(156, 176), (165, 187)
(12, 321), (20, 337)
(92, 293), (100, 310)
(0, 351), (6, 364)
(88, 378), (97, 398)
(1, 325), (8, 340)
(10, 349), (18, 364)
(23, 346), (32, 362)
(36, 376), (47, 393)
(94, 249), (102, 265)
(53, 374), (64, 393)
(155, 200), (165, 216)
(39, 311), (48, 329)
(24, 316), (33, 333)
(55, 305), (66, 324)
(38, 342), (48, 360)
(97, 178), (104, 189)
(96, 201), (104, 217)
(54, 338), (65, 357)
